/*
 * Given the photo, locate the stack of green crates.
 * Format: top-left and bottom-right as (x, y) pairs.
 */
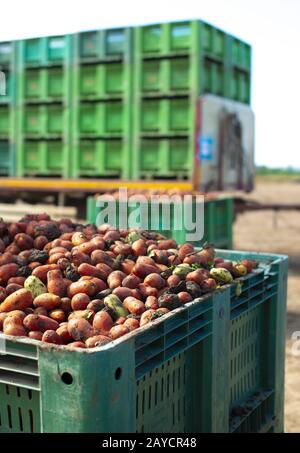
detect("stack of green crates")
(132, 20), (251, 180)
(72, 28), (132, 179)
(16, 35), (72, 177)
(0, 21), (251, 179)
(0, 41), (16, 176)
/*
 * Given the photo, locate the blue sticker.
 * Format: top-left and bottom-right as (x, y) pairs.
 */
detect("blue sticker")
(199, 135), (213, 161)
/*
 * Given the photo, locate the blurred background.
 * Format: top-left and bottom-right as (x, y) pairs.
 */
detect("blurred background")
(1, 0), (300, 169)
(0, 0), (300, 432)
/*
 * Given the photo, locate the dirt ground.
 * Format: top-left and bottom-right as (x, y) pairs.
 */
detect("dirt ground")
(232, 181), (300, 432)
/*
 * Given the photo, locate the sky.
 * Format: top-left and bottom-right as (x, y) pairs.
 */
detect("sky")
(1, 0), (300, 168)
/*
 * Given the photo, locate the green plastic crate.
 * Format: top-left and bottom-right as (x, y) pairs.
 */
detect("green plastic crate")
(138, 97), (193, 135)
(76, 62), (128, 99)
(139, 57), (191, 94)
(229, 70), (251, 104)
(22, 67), (67, 101)
(87, 195), (233, 249)
(136, 57), (226, 97)
(0, 250), (287, 433)
(17, 140), (69, 177)
(77, 101), (125, 136)
(72, 139), (130, 178)
(21, 104), (67, 137)
(16, 103), (71, 176)
(17, 37), (72, 103)
(20, 35), (72, 66)
(131, 137), (192, 180)
(76, 28), (131, 61)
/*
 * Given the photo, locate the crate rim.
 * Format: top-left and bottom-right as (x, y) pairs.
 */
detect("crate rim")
(217, 248), (288, 262)
(90, 193), (233, 204)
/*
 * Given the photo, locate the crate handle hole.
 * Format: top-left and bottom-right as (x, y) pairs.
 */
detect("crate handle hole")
(115, 367), (122, 380)
(61, 372), (73, 385)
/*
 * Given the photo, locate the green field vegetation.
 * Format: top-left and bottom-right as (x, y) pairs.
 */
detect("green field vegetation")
(255, 166), (300, 181)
